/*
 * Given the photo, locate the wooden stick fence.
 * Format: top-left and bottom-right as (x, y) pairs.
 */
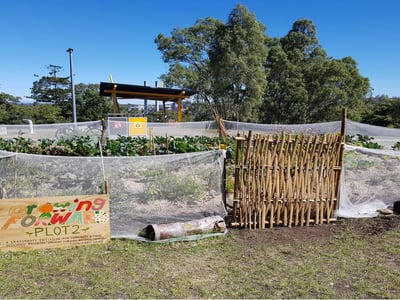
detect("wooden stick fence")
(231, 131), (344, 229)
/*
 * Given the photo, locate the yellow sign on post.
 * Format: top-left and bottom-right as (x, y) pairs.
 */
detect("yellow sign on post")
(0, 194), (110, 252)
(129, 117), (147, 136)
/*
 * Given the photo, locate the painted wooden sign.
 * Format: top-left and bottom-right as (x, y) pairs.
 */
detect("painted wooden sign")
(0, 194), (110, 252)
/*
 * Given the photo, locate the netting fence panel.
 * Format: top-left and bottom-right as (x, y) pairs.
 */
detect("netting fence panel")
(223, 120), (343, 136)
(0, 150), (226, 240)
(0, 120), (220, 140)
(2, 119), (400, 148)
(336, 145), (400, 218)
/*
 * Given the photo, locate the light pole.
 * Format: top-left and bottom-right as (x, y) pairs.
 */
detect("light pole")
(66, 48), (77, 124)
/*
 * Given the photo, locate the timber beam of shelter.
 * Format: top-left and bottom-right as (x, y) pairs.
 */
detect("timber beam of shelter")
(99, 82), (196, 122)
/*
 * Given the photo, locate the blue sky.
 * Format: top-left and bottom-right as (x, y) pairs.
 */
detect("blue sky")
(1, 0), (399, 101)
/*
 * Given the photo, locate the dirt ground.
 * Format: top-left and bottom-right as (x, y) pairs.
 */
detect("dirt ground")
(229, 215), (400, 246)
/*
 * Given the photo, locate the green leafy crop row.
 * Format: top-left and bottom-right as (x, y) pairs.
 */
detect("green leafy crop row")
(0, 135), (236, 160)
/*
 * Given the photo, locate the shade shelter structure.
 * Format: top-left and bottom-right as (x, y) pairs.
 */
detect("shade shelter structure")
(99, 82), (196, 122)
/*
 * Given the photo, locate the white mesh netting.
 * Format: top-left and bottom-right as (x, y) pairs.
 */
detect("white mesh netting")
(0, 120), (218, 140)
(0, 150), (226, 240)
(0, 121), (104, 140)
(336, 145), (400, 218)
(4, 118), (400, 147)
(1, 118), (400, 223)
(223, 120), (343, 136)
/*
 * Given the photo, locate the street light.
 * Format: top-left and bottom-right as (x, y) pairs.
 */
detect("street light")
(66, 48), (77, 124)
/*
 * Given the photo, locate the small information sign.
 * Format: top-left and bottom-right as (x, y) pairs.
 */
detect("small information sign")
(108, 116), (128, 136)
(0, 194), (110, 252)
(129, 117), (147, 136)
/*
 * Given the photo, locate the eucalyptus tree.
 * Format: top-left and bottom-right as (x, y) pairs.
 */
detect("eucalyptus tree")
(155, 4), (269, 123)
(156, 8), (370, 125)
(208, 4), (269, 122)
(262, 40), (308, 124)
(304, 55), (370, 122)
(264, 19), (370, 123)
(155, 16), (223, 120)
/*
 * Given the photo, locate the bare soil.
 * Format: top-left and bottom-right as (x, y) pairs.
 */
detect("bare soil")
(230, 214), (400, 247)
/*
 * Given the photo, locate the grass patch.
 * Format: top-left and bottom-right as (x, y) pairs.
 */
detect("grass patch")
(1, 217), (400, 299)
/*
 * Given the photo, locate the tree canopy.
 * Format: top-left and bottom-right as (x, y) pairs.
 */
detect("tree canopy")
(156, 5), (371, 124)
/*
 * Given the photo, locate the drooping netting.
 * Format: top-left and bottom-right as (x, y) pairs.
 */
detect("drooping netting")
(0, 150), (226, 240)
(336, 145), (400, 218)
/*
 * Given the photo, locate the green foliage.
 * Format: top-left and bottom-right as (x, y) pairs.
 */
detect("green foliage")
(0, 101), (68, 124)
(262, 42), (309, 123)
(0, 92), (21, 105)
(7, 136), (35, 153)
(155, 16), (223, 120)
(343, 151), (377, 169)
(346, 134), (383, 149)
(225, 175), (235, 193)
(56, 136), (102, 156)
(143, 168), (205, 203)
(156, 6), (371, 124)
(104, 135), (143, 156)
(0, 80), (112, 125)
(209, 4), (269, 122)
(28, 104), (68, 124)
(0, 91), (102, 125)
(392, 141), (400, 151)
(30, 70), (71, 118)
(74, 83), (112, 121)
(0, 135), (235, 157)
(167, 136), (210, 153)
(263, 20), (370, 124)
(361, 96), (400, 128)
(156, 5), (269, 122)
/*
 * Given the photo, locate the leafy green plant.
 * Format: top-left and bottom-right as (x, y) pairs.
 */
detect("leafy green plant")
(56, 135), (101, 156)
(392, 141), (400, 151)
(344, 151), (377, 169)
(35, 138), (56, 154)
(143, 168), (205, 203)
(346, 134), (383, 149)
(0, 135), (237, 158)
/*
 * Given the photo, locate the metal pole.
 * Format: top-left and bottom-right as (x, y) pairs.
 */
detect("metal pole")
(66, 48), (77, 124)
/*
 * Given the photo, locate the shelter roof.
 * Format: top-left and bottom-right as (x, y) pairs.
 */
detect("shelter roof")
(99, 82), (196, 102)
